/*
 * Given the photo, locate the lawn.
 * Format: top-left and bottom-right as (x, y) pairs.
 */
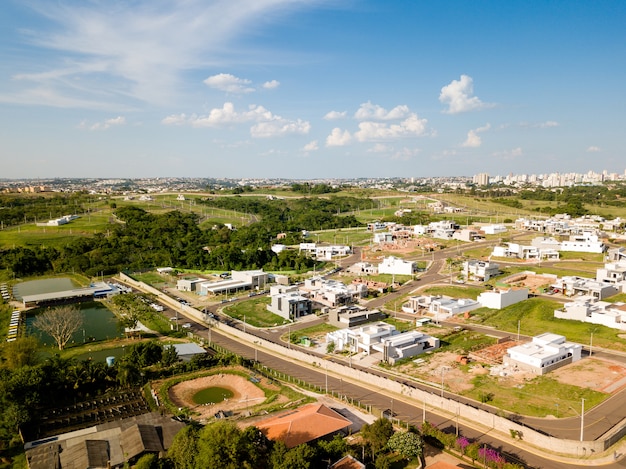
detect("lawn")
(422, 285), (485, 300)
(284, 322), (339, 345)
(222, 296), (287, 327)
(462, 374), (607, 418)
(469, 298), (626, 352)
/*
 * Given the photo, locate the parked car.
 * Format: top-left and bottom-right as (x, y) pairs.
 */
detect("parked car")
(182, 323), (192, 329)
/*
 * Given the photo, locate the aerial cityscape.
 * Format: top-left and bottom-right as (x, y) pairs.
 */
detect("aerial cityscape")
(1, 1), (626, 469)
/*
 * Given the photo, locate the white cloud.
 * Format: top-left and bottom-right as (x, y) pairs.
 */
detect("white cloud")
(354, 102), (411, 121)
(492, 147), (523, 160)
(5, 1), (311, 108)
(80, 115), (126, 131)
(262, 80), (280, 90)
(354, 114), (427, 141)
(204, 73), (255, 94)
(326, 128), (352, 147)
(586, 146), (601, 152)
(367, 143), (392, 153)
(462, 130), (482, 148)
(520, 120), (560, 128)
(439, 75), (492, 114)
(324, 110), (347, 120)
(303, 140), (319, 151)
(251, 119), (310, 138)
(462, 123), (490, 147)
(538, 120), (559, 128)
(161, 113), (188, 125)
(161, 102), (309, 138)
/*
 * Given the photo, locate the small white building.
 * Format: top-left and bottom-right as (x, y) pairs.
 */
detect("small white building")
(596, 261), (626, 289)
(463, 260), (500, 282)
(314, 245), (352, 260)
(378, 256), (417, 276)
(560, 232), (605, 253)
(325, 322), (439, 363)
(346, 262), (378, 275)
(482, 224), (507, 235)
(198, 270), (269, 296)
(429, 296), (481, 319)
(301, 277), (366, 307)
(267, 291), (312, 321)
(504, 333), (582, 375)
(554, 297), (626, 330)
(477, 288), (528, 310)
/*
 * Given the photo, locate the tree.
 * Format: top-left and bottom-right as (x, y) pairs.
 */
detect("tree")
(168, 425), (199, 469)
(361, 418), (394, 459)
(32, 305), (83, 350)
(1, 336), (40, 369)
(272, 444), (315, 469)
(387, 431), (423, 461)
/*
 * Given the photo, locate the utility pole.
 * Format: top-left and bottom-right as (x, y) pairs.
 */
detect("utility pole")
(580, 398), (585, 442)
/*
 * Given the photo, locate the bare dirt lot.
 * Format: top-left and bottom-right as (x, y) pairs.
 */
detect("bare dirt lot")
(167, 371), (278, 421)
(396, 351), (626, 395)
(551, 357), (626, 393)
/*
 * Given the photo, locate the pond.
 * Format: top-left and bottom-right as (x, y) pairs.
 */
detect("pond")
(14, 277), (78, 300)
(192, 386), (234, 405)
(26, 301), (123, 347)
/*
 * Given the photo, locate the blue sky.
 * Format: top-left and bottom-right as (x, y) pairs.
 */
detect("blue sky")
(1, 0), (625, 179)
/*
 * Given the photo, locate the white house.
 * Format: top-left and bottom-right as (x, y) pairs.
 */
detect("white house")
(301, 277), (366, 307)
(463, 260), (500, 282)
(325, 322), (439, 363)
(267, 291), (312, 321)
(552, 276), (619, 299)
(560, 232), (605, 253)
(596, 261), (626, 288)
(314, 245), (352, 260)
(452, 229), (482, 242)
(477, 288), (528, 310)
(346, 262), (378, 275)
(378, 256), (417, 276)
(482, 224), (507, 235)
(554, 297), (626, 330)
(492, 243), (540, 260)
(504, 333), (582, 375)
(429, 296), (481, 320)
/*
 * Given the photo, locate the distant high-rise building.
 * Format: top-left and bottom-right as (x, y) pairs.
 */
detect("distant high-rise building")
(473, 173), (490, 186)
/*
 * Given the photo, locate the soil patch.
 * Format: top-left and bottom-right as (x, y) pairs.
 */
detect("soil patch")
(168, 372), (267, 420)
(550, 357), (626, 393)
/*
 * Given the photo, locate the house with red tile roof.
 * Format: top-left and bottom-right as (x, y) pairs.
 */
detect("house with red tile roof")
(256, 403), (352, 448)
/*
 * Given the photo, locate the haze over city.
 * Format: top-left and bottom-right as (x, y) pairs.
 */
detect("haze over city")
(1, 0), (625, 179)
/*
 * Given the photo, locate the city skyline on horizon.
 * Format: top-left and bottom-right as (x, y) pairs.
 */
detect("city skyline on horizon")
(1, 1), (625, 180)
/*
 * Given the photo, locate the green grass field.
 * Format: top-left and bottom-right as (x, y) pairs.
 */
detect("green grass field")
(221, 296), (286, 327)
(469, 298), (626, 351)
(462, 374), (607, 418)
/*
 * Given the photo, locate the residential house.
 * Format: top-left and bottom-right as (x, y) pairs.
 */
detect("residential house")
(256, 403), (352, 448)
(378, 256), (417, 276)
(327, 305), (386, 329)
(552, 276), (619, 299)
(301, 277), (366, 307)
(560, 232), (606, 253)
(462, 260), (500, 282)
(504, 333), (582, 375)
(267, 290), (312, 321)
(429, 296), (481, 320)
(554, 297), (626, 331)
(477, 288), (528, 310)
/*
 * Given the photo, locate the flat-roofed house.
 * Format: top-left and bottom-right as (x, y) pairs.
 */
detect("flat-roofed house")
(504, 333), (582, 375)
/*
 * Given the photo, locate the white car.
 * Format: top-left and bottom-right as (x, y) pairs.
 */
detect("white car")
(182, 323), (192, 329)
